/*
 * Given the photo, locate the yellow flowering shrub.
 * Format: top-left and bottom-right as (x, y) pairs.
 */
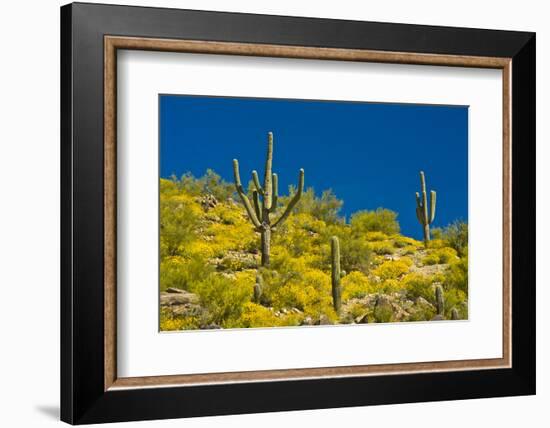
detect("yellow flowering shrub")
(423, 247), (458, 265)
(342, 271), (373, 300)
(372, 257), (413, 280)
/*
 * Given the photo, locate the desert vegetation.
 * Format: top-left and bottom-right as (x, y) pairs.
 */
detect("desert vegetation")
(160, 133), (468, 331)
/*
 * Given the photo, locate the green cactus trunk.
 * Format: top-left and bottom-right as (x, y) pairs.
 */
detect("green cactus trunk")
(435, 284), (445, 316)
(253, 273), (263, 303)
(233, 132), (304, 267)
(260, 228), (271, 267)
(450, 307), (460, 320)
(415, 171), (437, 247)
(331, 236), (342, 314)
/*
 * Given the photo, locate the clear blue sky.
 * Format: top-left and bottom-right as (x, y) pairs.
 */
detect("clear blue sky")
(160, 95), (468, 239)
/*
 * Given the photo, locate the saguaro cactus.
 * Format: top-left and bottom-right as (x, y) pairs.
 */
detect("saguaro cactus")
(415, 171), (437, 246)
(450, 307), (460, 320)
(233, 132), (304, 266)
(253, 273), (263, 304)
(435, 284), (445, 316)
(331, 236), (342, 314)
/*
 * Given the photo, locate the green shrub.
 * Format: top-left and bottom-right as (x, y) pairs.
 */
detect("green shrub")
(160, 255), (213, 292)
(443, 255), (468, 293)
(436, 220), (468, 256)
(350, 208), (400, 235)
(191, 274), (251, 327)
(403, 273), (434, 301)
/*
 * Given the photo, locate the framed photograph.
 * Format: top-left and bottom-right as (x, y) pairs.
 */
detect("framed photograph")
(61, 2), (535, 424)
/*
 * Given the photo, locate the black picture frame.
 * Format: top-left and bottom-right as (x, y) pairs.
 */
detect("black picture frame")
(61, 2), (535, 424)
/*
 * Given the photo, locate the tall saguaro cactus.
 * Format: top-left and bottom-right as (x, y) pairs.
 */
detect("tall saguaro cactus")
(233, 132), (304, 266)
(331, 236), (342, 314)
(415, 171), (437, 246)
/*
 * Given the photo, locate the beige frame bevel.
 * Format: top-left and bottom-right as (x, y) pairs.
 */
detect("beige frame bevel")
(104, 36), (512, 391)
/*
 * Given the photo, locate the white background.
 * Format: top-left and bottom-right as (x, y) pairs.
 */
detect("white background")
(0, 0), (546, 427)
(118, 51), (503, 377)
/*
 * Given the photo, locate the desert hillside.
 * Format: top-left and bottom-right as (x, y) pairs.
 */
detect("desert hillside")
(159, 171), (468, 331)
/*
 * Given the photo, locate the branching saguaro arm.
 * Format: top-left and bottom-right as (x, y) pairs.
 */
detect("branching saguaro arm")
(233, 132), (304, 266)
(415, 171), (437, 246)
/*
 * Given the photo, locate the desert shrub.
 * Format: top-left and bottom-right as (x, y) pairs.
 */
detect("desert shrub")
(231, 302), (282, 328)
(190, 274), (251, 327)
(444, 288), (468, 319)
(423, 247), (459, 265)
(322, 226), (373, 274)
(403, 273), (434, 301)
(393, 236), (422, 249)
(341, 271), (373, 300)
(443, 255), (468, 293)
(350, 208), (400, 235)
(372, 257), (413, 280)
(175, 169), (235, 201)
(160, 194), (200, 257)
(344, 302), (371, 323)
(427, 238), (446, 249)
(364, 231), (389, 241)
(439, 220), (468, 256)
(407, 303), (436, 322)
(373, 299), (394, 323)
(369, 241), (395, 255)
(401, 245), (417, 255)
(378, 279), (405, 293)
(282, 187), (344, 224)
(160, 255), (213, 292)
(159, 309), (201, 331)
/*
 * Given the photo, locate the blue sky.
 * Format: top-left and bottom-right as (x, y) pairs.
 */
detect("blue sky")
(160, 95), (468, 239)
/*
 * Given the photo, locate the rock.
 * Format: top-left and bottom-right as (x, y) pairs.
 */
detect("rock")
(355, 313), (369, 324)
(199, 194), (218, 210)
(200, 323), (221, 330)
(291, 307), (301, 314)
(165, 287), (184, 294)
(300, 316), (314, 326)
(414, 297), (433, 309)
(314, 314), (332, 325)
(431, 314), (445, 321)
(160, 290), (199, 306)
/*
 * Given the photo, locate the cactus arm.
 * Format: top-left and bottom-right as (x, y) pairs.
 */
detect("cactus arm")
(233, 159), (262, 229)
(429, 190), (437, 224)
(270, 173), (278, 213)
(420, 171), (426, 194)
(415, 192), (422, 209)
(422, 190), (428, 224)
(415, 205), (423, 224)
(263, 132), (274, 210)
(252, 190), (262, 221)
(273, 168), (304, 228)
(251, 170), (264, 195)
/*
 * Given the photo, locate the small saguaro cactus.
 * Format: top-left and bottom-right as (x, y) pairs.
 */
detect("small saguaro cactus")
(435, 284), (445, 316)
(450, 307), (460, 320)
(330, 236), (342, 314)
(253, 273), (263, 304)
(233, 132), (304, 267)
(415, 171), (437, 246)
